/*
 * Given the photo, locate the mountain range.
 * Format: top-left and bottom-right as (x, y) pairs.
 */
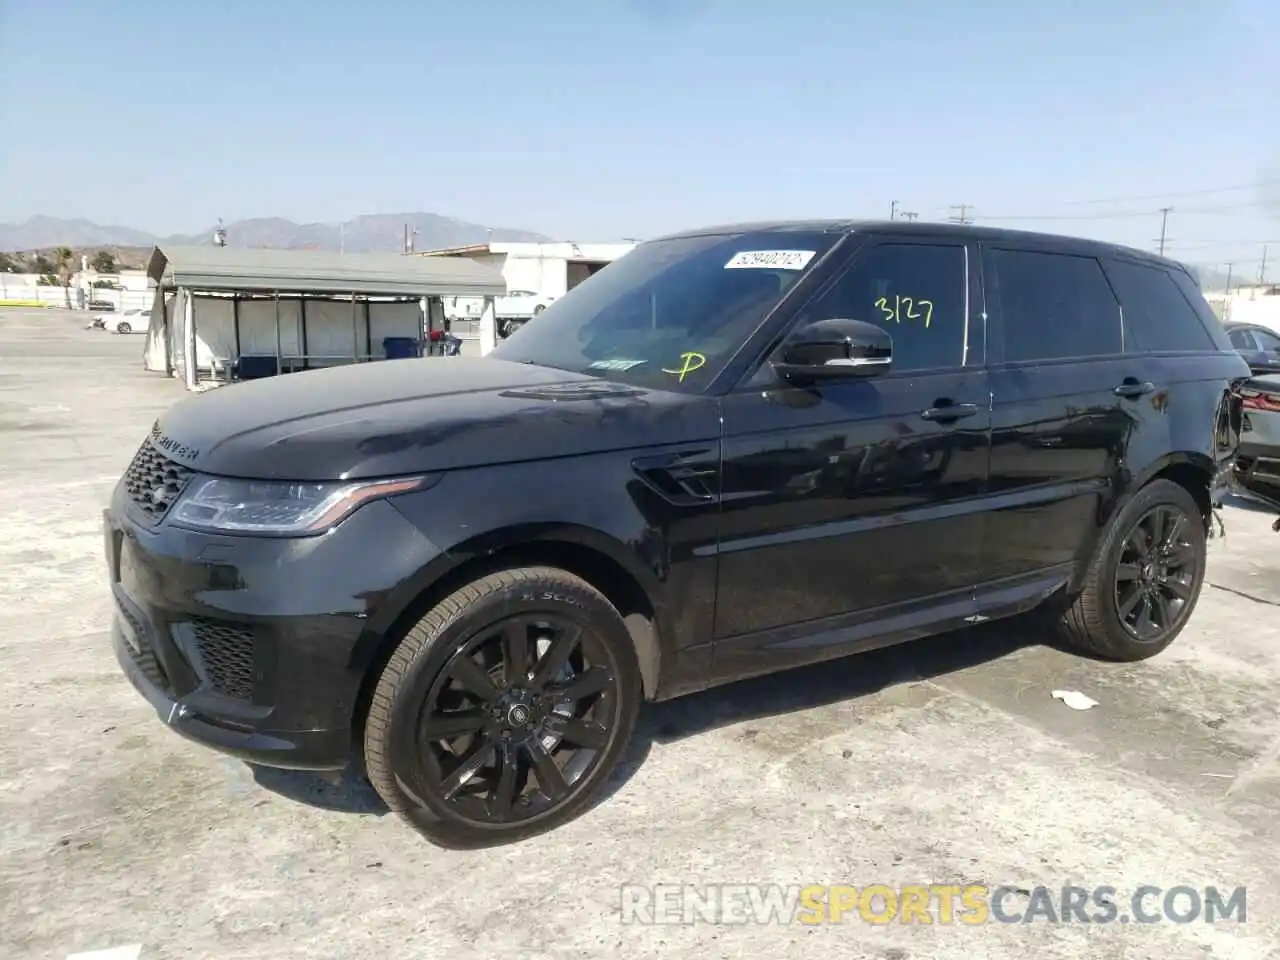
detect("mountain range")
(0, 213), (551, 255)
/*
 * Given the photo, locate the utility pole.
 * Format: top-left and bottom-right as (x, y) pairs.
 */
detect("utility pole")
(339, 223), (345, 254)
(947, 204), (974, 225)
(1260, 245), (1269, 284)
(890, 200), (898, 221)
(1155, 207), (1172, 256)
(1224, 262), (1233, 295)
(899, 211), (919, 221)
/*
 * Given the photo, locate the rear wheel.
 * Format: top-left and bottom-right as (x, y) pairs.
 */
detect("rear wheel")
(363, 566), (641, 848)
(1057, 479), (1207, 661)
(116, 321), (131, 334)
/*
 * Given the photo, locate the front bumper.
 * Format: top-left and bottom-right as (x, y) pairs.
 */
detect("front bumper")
(104, 489), (444, 770)
(110, 611), (351, 768)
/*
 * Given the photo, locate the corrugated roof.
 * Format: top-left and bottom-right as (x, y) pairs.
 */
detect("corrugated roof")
(417, 243), (494, 257)
(146, 245), (506, 297)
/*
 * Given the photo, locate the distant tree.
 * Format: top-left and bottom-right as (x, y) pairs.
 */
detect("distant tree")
(0, 252), (17, 273)
(32, 254), (55, 274)
(52, 246), (75, 308)
(38, 274), (59, 286)
(90, 250), (119, 273)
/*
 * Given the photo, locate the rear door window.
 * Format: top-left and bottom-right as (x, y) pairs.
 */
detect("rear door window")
(983, 248), (1121, 363)
(1104, 258), (1218, 353)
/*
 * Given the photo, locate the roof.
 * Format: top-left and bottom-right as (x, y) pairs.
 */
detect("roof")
(146, 245), (506, 297)
(418, 243), (493, 257)
(651, 219), (1182, 271)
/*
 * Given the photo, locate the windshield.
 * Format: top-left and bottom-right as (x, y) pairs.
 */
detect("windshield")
(490, 230), (841, 392)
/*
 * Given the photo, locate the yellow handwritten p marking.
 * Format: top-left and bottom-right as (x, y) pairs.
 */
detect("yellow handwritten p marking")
(662, 352), (707, 383)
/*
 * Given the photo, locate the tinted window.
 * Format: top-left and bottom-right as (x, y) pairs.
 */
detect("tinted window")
(491, 230), (841, 392)
(1228, 328), (1258, 351)
(793, 243), (968, 371)
(1104, 259), (1217, 353)
(1254, 328), (1280, 352)
(1167, 268), (1237, 353)
(985, 249), (1121, 362)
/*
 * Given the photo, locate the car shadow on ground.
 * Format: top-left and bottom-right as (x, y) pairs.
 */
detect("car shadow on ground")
(599, 616), (1046, 806)
(248, 615), (1048, 820)
(1222, 491), (1280, 517)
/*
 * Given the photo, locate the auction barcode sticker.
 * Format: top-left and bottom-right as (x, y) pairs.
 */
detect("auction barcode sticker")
(724, 250), (816, 270)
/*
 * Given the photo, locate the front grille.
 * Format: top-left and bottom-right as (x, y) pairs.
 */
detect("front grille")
(118, 604), (170, 691)
(190, 618), (257, 701)
(122, 439), (194, 522)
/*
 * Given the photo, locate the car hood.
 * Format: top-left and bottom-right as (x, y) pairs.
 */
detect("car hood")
(149, 357), (719, 480)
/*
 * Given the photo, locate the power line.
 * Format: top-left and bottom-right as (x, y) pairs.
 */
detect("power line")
(1163, 239), (1280, 252)
(1057, 178), (1280, 207)
(948, 204), (975, 225)
(970, 200), (1262, 223)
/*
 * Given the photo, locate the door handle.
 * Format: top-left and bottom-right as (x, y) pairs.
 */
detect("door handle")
(920, 402), (980, 422)
(1113, 379), (1156, 399)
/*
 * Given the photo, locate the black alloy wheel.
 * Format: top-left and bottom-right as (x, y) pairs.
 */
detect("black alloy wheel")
(417, 615), (619, 824)
(1113, 504), (1200, 642)
(363, 566), (641, 847)
(1056, 478), (1207, 661)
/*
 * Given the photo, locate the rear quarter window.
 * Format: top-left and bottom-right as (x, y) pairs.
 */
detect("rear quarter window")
(1103, 258), (1218, 353)
(1166, 266), (1236, 353)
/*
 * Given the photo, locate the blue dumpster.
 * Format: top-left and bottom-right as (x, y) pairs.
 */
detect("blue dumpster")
(383, 336), (422, 359)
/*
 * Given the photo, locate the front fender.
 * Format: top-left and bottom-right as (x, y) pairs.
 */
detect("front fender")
(351, 446), (723, 697)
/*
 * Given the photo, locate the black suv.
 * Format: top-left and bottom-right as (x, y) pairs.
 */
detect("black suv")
(104, 221), (1249, 847)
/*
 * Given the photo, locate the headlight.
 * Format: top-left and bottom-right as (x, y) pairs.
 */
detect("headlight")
(169, 475), (429, 536)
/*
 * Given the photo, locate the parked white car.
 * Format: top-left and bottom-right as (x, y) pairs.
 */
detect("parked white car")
(105, 309), (149, 334)
(495, 289), (555, 318)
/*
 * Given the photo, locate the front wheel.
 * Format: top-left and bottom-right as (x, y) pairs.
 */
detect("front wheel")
(363, 566), (641, 848)
(115, 321), (131, 334)
(1057, 479), (1207, 661)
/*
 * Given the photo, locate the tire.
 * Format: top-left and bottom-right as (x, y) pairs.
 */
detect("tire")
(533, 304), (546, 314)
(363, 566), (641, 848)
(116, 321), (131, 334)
(1057, 479), (1207, 661)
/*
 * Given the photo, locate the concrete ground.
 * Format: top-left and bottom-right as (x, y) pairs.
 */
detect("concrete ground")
(2, 308), (1278, 960)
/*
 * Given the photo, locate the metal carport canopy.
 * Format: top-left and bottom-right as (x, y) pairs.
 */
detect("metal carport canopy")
(146, 245), (506, 298)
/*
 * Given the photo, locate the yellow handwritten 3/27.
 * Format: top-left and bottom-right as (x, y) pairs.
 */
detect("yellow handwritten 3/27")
(876, 295), (933, 328)
(661, 352), (707, 383)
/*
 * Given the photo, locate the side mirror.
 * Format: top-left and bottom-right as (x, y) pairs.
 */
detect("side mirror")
(772, 318), (892, 384)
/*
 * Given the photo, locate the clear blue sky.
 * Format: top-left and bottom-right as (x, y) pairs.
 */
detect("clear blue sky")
(2, 0), (1277, 273)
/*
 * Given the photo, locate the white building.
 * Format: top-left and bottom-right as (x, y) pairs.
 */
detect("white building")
(419, 240), (637, 331)
(1207, 284), (1280, 332)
